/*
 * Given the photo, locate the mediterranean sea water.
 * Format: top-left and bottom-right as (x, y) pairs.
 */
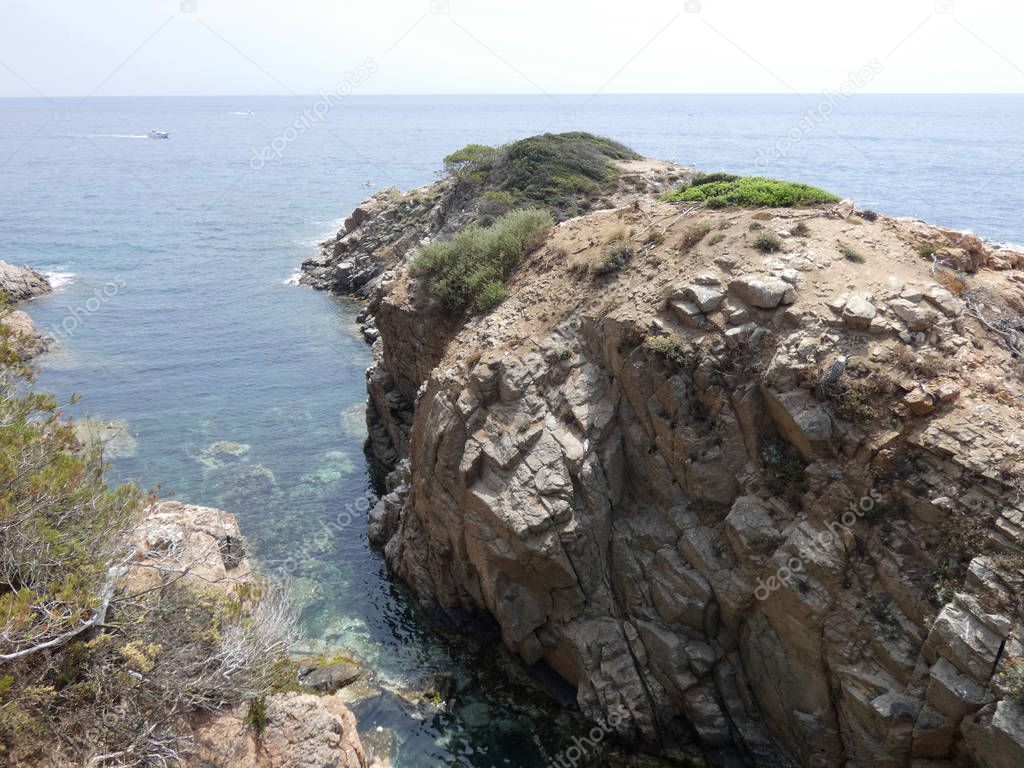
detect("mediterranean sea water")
(2, 93), (1022, 766)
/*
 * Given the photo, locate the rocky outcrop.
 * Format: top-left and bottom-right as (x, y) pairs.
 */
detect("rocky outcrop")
(0, 261), (51, 359)
(2, 307), (48, 358)
(313, 149), (1024, 766)
(0, 260), (51, 301)
(301, 183), (454, 295)
(300, 133), (684, 297)
(187, 691), (370, 768)
(126, 502), (375, 768)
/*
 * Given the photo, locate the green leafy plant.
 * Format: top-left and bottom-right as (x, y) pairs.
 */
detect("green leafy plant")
(410, 208), (553, 312)
(840, 243), (866, 263)
(644, 335), (689, 366)
(662, 174), (840, 208)
(444, 133), (640, 216)
(245, 695), (269, 736)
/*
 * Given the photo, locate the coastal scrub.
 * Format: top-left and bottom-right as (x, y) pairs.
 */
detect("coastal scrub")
(662, 173), (840, 208)
(442, 132), (640, 217)
(410, 208), (552, 312)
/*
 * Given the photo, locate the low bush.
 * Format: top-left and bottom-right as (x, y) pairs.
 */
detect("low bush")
(443, 143), (500, 182)
(644, 334), (689, 366)
(662, 174), (840, 208)
(479, 189), (516, 216)
(840, 243), (866, 263)
(754, 232), (782, 253)
(444, 133), (640, 217)
(592, 241), (633, 275)
(410, 208), (553, 312)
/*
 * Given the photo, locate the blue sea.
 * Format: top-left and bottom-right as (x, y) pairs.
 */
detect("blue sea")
(2, 94), (1023, 767)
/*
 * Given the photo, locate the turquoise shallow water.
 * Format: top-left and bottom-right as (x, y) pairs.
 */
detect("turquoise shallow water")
(2, 94), (1023, 766)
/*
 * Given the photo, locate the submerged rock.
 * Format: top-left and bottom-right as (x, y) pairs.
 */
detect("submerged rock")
(73, 418), (137, 459)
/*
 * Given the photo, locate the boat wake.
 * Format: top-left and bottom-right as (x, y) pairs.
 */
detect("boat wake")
(79, 134), (149, 139)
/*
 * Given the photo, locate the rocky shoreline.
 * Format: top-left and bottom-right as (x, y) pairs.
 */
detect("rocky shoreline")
(0, 259), (52, 358)
(1, 270), (383, 768)
(304, 135), (1024, 767)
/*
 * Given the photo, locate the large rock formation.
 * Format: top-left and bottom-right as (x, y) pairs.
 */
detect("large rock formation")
(314, 142), (1024, 766)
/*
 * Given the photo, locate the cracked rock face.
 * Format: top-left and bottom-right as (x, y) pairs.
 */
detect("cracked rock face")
(329, 166), (1024, 767)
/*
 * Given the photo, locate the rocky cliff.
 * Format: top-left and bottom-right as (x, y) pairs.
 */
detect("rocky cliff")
(309, 136), (1024, 767)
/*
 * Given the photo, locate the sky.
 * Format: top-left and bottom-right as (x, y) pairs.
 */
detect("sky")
(1, 0), (1023, 98)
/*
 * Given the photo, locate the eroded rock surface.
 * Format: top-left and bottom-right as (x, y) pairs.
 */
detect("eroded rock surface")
(317, 159), (1024, 767)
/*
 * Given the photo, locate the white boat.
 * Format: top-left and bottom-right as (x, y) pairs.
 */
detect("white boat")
(148, 130), (170, 139)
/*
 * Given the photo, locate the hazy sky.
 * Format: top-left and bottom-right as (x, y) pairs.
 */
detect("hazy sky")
(1, 0), (1022, 97)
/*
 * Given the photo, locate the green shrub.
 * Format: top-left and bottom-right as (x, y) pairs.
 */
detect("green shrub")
(754, 232), (782, 253)
(708, 232), (726, 246)
(687, 171), (741, 187)
(476, 281), (509, 311)
(445, 133), (640, 216)
(760, 438), (807, 497)
(245, 695), (269, 736)
(840, 243), (865, 263)
(644, 335), (689, 366)
(443, 143), (499, 182)
(479, 190), (516, 216)
(917, 242), (939, 258)
(0, 324), (299, 765)
(662, 175), (840, 208)
(410, 208), (553, 312)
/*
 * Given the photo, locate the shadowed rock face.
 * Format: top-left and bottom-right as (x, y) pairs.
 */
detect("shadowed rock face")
(317, 149), (1024, 767)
